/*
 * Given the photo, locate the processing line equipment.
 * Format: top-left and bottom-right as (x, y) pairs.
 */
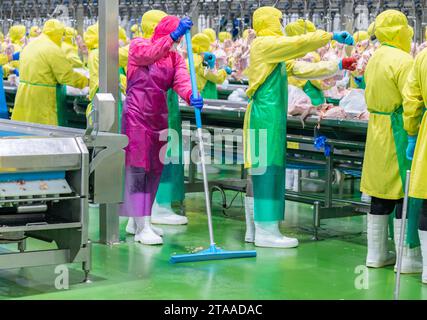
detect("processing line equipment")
(0, 94), (128, 280)
(180, 98), (368, 239)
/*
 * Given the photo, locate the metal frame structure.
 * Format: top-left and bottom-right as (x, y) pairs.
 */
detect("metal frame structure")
(0, 119), (127, 279)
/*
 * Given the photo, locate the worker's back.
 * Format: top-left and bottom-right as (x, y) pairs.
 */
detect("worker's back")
(364, 45), (413, 113)
(19, 34), (61, 85)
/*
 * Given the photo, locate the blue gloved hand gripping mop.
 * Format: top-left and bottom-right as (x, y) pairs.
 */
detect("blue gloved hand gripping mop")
(170, 30), (257, 263)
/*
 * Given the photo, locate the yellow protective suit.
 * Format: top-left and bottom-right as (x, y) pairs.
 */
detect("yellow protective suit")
(191, 33), (228, 93)
(203, 28), (217, 43)
(218, 31), (232, 43)
(131, 24), (142, 38)
(368, 22), (375, 37)
(285, 19), (316, 36)
(353, 30), (369, 43)
(141, 10), (167, 39)
(403, 48), (427, 198)
(244, 6), (337, 223)
(246, 7), (332, 97)
(119, 26), (128, 45)
(84, 23), (128, 116)
(62, 27), (83, 68)
(360, 10), (414, 199)
(29, 26), (41, 38)
(9, 25), (26, 51)
(11, 19), (88, 126)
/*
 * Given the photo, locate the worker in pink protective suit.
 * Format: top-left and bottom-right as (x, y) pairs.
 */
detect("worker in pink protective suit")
(120, 15), (203, 245)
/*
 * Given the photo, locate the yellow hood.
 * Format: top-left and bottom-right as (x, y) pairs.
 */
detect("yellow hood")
(253, 6), (284, 37)
(42, 19), (65, 46)
(141, 10), (167, 39)
(29, 26), (41, 38)
(353, 30), (369, 43)
(374, 9), (413, 53)
(9, 25), (26, 44)
(202, 28), (217, 43)
(64, 27), (77, 45)
(119, 26), (128, 44)
(218, 31), (232, 43)
(285, 19), (316, 36)
(192, 33), (211, 54)
(84, 23), (99, 50)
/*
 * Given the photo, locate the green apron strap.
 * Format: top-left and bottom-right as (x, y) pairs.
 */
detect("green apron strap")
(303, 81), (325, 106)
(56, 84), (67, 127)
(388, 106), (421, 248)
(201, 80), (218, 99)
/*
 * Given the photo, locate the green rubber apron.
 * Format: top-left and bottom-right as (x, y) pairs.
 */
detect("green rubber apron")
(118, 67), (126, 133)
(245, 63), (287, 222)
(303, 80), (325, 106)
(201, 80), (218, 99)
(155, 89), (185, 204)
(371, 106), (421, 248)
(20, 80), (67, 126)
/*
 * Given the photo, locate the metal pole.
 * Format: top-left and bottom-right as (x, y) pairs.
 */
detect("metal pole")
(394, 170), (411, 300)
(98, 0), (120, 245)
(76, 4), (84, 36)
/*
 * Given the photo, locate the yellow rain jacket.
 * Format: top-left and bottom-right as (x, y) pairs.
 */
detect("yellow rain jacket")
(403, 49), (427, 198)
(285, 19), (316, 37)
(246, 10), (332, 98)
(218, 31), (232, 43)
(360, 10), (414, 199)
(244, 6), (334, 222)
(85, 23), (128, 116)
(29, 26), (41, 38)
(190, 33), (227, 94)
(11, 19), (88, 126)
(131, 24), (142, 38)
(353, 30), (369, 43)
(9, 25), (26, 52)
(62, 27), (83, 68)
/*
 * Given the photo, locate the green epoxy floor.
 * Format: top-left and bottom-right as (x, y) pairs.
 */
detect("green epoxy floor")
(1, 190), (427, 300)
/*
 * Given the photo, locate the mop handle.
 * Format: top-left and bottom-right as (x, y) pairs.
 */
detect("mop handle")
(394, 169), (411, 300)
(184, 29), (216, 247)
(184, 31), (202, 129)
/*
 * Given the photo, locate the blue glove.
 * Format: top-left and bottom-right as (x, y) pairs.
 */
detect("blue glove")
(406, 135), (417, 160)
(190, 95), (203, 109)
(333, 31), (354, 45)
(354, 76), (366, 89)
(12, 51), (20, 61)
(170, 17), (193, 41)
(223, 66), (232, 75)
(203, 52), (216, 69)
(12, 69), (19, 76)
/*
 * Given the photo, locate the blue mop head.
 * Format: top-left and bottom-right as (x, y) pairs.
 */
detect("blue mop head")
(170, 244), (257, 264)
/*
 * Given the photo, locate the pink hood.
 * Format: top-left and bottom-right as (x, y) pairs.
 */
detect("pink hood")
(152, 16), (179, 42)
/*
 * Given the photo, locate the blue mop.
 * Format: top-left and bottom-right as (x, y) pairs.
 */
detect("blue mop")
(170, 29), (256, 264)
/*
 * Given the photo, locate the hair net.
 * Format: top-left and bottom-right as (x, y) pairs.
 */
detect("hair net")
(141, 10), (167, 39)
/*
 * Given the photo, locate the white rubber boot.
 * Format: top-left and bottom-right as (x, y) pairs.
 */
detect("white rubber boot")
(134, 217), (163, 245)
(151, 200), (188, 225)
(244, 197), (255, 243)
(292, 170), (299, 192)
(285, 169), (294, 190)
(126, 218), (136, 234)
(254, 221), (299, 248)
(393, 219), (422, 273)
(366, 214), (395, 268)
(126, 217), (163, 236)
(418, 230), (427, 284)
